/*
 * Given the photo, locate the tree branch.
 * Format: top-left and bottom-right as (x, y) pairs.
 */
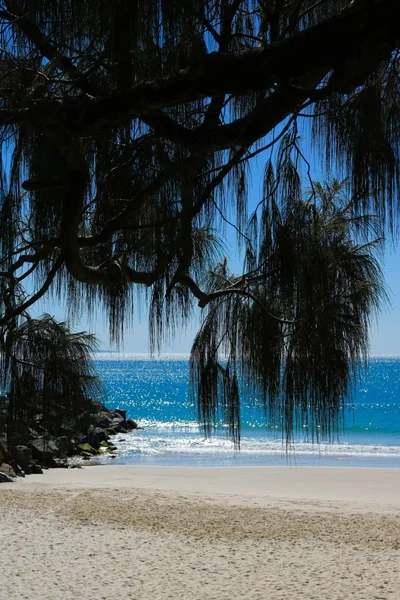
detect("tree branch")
(180, 274), (295, 324)
(1, 1), (99, 96)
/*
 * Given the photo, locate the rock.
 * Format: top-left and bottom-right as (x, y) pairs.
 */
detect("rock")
(114, 409), (126, 422)
(0, 439), (8, 465)
(111, 417), (124, 428)
(50, 458), (69, 468)
(77, 442), (99, 456)
(100, 440), (118, 453)
(29, 462), (43, 474)
(126, 419), (138, 430)
(71, 431), (87, 445)
(104, 427), (117, 436)
(91, 400), (108, 413)
(28, 437), (59, 463)
(0, 471), (14, 483)
(9, 459), (25, 475)
(114, 425), (127, 434)
(27, 427), (40, 439)
(54, 436), (76, 458)
(11, 445), (32, 464)
(87, 425), (107, 449)
(59, 424), (76, 438)
(89, 411), (114, 429)
(0, 463), (17, 478)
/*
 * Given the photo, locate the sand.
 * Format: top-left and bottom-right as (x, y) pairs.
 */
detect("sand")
(1, 466), (399, 600)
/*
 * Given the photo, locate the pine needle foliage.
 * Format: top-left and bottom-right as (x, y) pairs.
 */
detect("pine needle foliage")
(0, 1), (397, 442)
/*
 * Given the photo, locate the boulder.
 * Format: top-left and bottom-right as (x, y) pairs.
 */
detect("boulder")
(126, 419), (138, 430)
(0, 440), (8, 465)
(71, 431), (87, 445)
(77, 442), (99, 458)
(114, 409), (126, 422)
(11, 445), (32, 464)
(59, 424), (76, 438)
(28, 437), (59, 463)
(114, 424), (127, 434)
(0, 471), (14, 483)
(9, 459), (26, 476)
(50, 458), (69, 468)
(54, 436), (76, 458)
(91, 400), (108, 413)
(104, 427), (117, 436)
(0, 463), (17, 478)
(89, 411), (114, 429)
(100, 440), (118, 453)
(87, 425), (108, 449)
(29, 461), (43, 475)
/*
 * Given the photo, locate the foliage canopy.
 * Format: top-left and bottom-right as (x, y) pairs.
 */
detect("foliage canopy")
(0, 0), (398, 443)
(0, 314), (103, 444)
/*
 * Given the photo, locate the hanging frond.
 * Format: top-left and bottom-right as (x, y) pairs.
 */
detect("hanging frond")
(1, 314), (103, 444)
(190, 180), (386, 446)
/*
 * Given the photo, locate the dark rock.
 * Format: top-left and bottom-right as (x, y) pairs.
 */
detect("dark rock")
(126, 419), (138, 430)
(76, 411), (92, 431)
(114, 425), (127, 434)
(71, 431), (87, 445)
(50, 457), (69, 468)
(29, 462), (43, 474)
(87, 425), (108, 449)
(77, 442), (99, 458)
(59, 424), (76, 438)
(0, 439), (8, 465)
(28, 427), (40, 439)
(11, 445), (32, 464)
(28, 437), (59, 463)
(89, 411), (114, 429)
(104, 427), (117, 436)
(54, 436), (76, 458)
(91, 400), (108, 413)
(0, 463), (17, 478)
(100, 440), (118, 453)
(114, 409), (126, 422)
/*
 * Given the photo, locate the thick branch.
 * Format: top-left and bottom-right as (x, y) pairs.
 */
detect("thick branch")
(1, 0), (398, 142)
(180, 275), (295, 324)
(0, 257), (62, 325)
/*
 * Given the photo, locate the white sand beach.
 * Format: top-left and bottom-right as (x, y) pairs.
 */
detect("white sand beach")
(1, 466), (399, 600)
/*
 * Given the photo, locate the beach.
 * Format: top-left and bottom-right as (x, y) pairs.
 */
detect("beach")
(1, 466), (399, 600)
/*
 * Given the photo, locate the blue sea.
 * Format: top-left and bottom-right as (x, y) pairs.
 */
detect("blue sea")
(94, 355), (400, 468)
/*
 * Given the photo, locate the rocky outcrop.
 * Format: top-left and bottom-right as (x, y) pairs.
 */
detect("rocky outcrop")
(1, 403), (141, 481)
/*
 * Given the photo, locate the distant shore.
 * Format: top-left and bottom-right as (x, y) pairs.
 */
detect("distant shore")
(1, 465), (399, 599)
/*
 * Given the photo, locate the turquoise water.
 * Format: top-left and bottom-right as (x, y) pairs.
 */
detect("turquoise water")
(95, 355), (400, 468)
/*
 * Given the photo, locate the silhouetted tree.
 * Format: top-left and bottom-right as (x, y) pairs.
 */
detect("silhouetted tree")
(0, 1), (396, 442)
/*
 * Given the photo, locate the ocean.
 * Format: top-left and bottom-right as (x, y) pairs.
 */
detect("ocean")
(94, 355), (400, 468)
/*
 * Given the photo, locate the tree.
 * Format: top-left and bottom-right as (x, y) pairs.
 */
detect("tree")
(0, 1), (397, 442)
(0, 314), (103, 445)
